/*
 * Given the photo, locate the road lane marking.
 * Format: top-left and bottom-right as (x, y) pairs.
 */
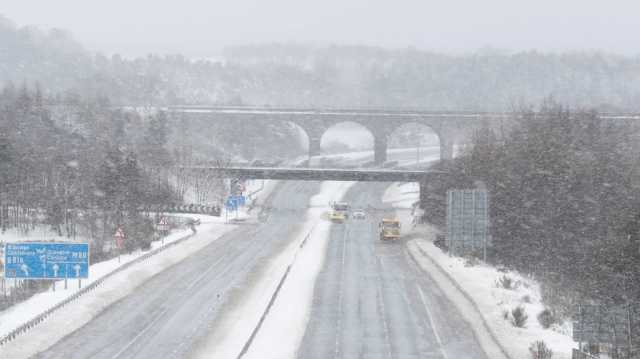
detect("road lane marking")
(375, 258), (393, 359)
(116, 229), (265, 358)
(185, 252), (230, 291)
(368, 213), (393, 358)
(186, 228), (261, 292)
(110, 306), (170, 359)
(111, 244), (245, 359)
(417, 285), (449, 359)
(333, 225), (348, 359)
(112, 232), (261, 359)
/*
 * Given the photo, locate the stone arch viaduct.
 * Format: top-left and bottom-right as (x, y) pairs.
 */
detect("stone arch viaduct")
(168, 106), (505, 164)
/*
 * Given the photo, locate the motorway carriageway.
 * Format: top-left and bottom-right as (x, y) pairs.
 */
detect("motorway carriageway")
(35, 149), (486, 359)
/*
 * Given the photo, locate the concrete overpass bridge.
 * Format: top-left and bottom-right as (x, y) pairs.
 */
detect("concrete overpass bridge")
(184, 166), (445, 208)
(168, 106), (506, 163)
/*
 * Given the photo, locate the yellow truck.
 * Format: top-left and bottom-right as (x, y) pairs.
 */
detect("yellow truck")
(328, 201), (349, 223)
(330, 202), (350, 218)
(379, 218), (401, 241)
(329, 210), (346, 223)
(329, 211), (346, 223)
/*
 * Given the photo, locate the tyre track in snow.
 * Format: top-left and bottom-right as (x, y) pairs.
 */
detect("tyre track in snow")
(35, 181), (322, 359)
(298, 182), (488, 359)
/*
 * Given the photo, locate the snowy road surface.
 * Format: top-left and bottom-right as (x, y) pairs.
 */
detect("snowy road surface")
(35, 150), (486, 359)
(297, 182), (488, 359)
(35, 180), (322, 359)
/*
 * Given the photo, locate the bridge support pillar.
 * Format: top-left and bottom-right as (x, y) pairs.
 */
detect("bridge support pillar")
(374, 136), (387, 164)
(308, 137), (322, 160)
(419, 180), (428, 209)
(440, 137), (454, 160)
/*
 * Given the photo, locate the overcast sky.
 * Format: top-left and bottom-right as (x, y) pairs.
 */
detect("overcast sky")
(2, 0), (639, 58)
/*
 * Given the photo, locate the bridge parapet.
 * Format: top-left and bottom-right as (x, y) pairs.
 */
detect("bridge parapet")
(183, 166), (446, 209)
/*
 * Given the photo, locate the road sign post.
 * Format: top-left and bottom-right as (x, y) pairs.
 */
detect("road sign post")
(114, 227), (126, 262)
(446, 189), (490, 259)
(236, 195), (245, 207)
(157, 217), (169, 245)
(225, 196), (243, 222)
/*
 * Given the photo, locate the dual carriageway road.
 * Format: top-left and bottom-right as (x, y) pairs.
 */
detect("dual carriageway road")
(35, 150), (487, 359)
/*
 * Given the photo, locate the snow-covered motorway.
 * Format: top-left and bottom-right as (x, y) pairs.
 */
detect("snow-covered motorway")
(297, 182), (487, 359)
(35, 180), (322, 359)
(33, 148), (487, 359)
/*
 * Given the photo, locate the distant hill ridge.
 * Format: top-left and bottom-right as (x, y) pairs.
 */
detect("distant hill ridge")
(1, 15), (640, 111)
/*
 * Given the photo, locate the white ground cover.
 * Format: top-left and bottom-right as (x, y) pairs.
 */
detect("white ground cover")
(385, 182), (577, 359)
(0, 214), (236, 358)
(410, 238), (576, 359)
(382, 181), (420, 210)
(217, 178), (279, 223)
(0, 226), (86, 245)
(309, 145), (441, 166)
(195, 181), (356, 359)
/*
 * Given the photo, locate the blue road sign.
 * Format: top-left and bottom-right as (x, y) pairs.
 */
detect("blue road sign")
(4, 242), (89, 279)
(225, 195), (246, 211)
(225, 197), (238, 211)
(233, 195), (246, 207)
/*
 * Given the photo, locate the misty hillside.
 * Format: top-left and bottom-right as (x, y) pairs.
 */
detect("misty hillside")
(0, 16), (92, 93)
(2, 16), (640, 112)
(223, 44), (640, 111)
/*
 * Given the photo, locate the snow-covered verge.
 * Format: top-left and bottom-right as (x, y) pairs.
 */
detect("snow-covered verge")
(0, 226), (87, 245)
(244, 181), (356, 359)
(407, 239), (511, 359)
(382, 181), (419, 210)
(409, 238), (576, 359)
(194, 181), (356, 359)
(0, 214), (236, 358)
(217, 179), (279, 223)
(244, 179), (279, 211)
(385, 183), (577, 359)
(309, 145), (441, 167)
(0, 225), (191, 336)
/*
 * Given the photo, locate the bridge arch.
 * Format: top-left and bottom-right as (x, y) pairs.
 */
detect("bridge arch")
(319, 121), (374, 157)
(389, 120), (454, 161)
(244, 119), (310, 161)
(293, 119), (443, 165)
(283, 120), (310, 158)
(387, 122), (442, 165)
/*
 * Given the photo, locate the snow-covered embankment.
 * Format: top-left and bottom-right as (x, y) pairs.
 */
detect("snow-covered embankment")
(0, 215), (236, 358)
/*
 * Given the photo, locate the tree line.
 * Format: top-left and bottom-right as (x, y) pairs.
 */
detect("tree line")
(0, 84), (181, 260)
(422, 101), (640, 321)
